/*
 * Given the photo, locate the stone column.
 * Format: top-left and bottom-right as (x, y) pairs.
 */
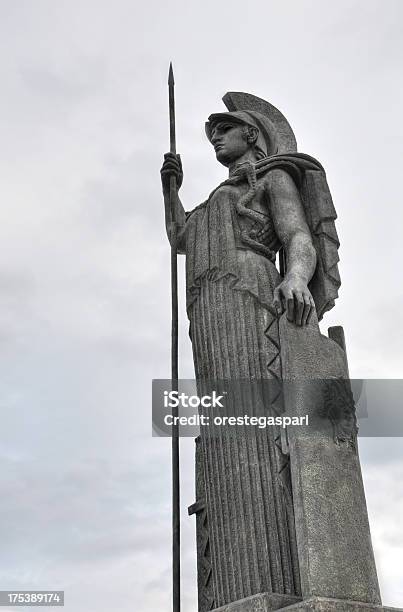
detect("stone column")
(279, 316), (381, 605)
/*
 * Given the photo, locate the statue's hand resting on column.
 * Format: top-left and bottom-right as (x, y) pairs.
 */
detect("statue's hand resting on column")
(268, 168), (317, 327)
(273, 273), (315, 326)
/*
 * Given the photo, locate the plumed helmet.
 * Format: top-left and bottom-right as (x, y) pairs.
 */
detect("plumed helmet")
(218, 91), (298, 155)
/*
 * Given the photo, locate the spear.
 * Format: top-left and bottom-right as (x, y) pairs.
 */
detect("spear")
(168, 61), (180, 612)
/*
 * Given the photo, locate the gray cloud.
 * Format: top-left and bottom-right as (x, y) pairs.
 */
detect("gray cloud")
(0, 0), (401, 610)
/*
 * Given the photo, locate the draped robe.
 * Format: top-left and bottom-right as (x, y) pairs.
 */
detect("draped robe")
(182, 155), (340, 610)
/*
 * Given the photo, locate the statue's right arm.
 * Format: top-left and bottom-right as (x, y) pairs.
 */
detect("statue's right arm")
(161, 153), (186, 249)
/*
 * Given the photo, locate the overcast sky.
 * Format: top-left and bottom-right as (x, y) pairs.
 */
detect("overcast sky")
(0, 1), (402, 611)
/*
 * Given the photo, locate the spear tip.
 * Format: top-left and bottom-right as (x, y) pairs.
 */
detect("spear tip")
(168, 62), (175, 86)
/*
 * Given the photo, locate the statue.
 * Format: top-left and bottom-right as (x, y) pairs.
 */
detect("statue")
(160, 92), (387, 612)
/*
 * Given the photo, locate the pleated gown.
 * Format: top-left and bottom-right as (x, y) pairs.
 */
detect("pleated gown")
(184, 179), (301, 608)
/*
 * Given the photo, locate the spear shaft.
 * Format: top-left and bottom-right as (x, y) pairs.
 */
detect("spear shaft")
(168, 62), (180, 612)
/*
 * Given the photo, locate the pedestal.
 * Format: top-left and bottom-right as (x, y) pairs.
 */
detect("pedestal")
(212, 594), (403, 612)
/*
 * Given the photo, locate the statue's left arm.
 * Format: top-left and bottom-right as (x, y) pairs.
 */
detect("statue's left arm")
(266, 168), (317, 326)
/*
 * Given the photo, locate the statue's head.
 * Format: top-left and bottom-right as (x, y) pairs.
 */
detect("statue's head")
(205, 111), (275, 167)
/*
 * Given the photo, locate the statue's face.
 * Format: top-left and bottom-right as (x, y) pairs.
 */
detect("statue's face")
(209, 121), (250, 166)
